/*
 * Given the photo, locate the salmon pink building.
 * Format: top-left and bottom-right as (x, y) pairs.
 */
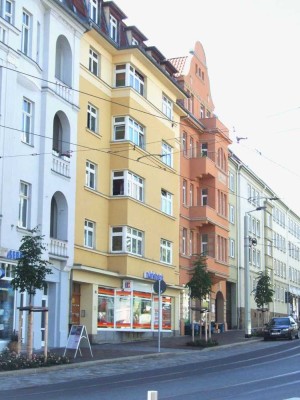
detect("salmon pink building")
(170, 42), (232, 327)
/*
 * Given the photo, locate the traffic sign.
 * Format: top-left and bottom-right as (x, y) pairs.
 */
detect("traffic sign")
(153, 279), (167, 294)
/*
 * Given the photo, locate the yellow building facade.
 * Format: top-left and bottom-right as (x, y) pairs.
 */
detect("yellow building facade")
(72, 4), (187, 342)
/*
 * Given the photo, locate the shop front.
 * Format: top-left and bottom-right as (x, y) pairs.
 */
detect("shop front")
(71, 268), (180, 343)
(0, 262), (16, 350)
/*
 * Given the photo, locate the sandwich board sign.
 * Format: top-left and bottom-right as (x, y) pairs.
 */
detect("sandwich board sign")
(63, 325), (93, 359)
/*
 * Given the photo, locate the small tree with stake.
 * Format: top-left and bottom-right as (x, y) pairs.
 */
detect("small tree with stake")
(11, 227), (52, 359)
(186, 254), (212, 340)
(254, 271), (274, 328)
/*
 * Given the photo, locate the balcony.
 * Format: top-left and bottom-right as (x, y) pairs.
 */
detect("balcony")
(49, 238), (68, 258)
(54, 80), (74, 104)
(190, 155), (216, 180)
(52, 151), (70, 178)
(189, 205), (227, 228)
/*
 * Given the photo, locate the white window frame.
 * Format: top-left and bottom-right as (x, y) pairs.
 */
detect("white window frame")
(21, 9), (31, 56)
(162, 94), (173, 119)
(229, 204), (235, 224)
(0, 26), (7, 44)
(113, 116), (144, 148)
(131, 37), (139, 45)
(22, 98), (33, 144)
(161, 189), (173, 215)
(115, 63), (145, 95)
(182, 180), (187, 206)
(89, 48), (99, 76)
(85, 161), (97, 190)
(109, 14), (118, 42)
(229, 172), (235, 192)
(112, 170), (144, 202)
(201, 234), (208, 255)
(88, 0), (98, 23)
(84, 219), (95, 248)
(18, 181), (30, 229)
(111, 226), (143, 256)
(182, 228), (187, 255)
(160, 239), (172, 264)
(201, 142), (208, 157)
(229, 239), (235, 258)
(161, 142), (173, 167)
(87, 103), (98, 133)
(4, 0), (13, 24)
(201, 189), (208, 206)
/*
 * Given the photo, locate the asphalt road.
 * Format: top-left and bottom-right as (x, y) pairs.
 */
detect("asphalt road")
(2, 339), (300, 399)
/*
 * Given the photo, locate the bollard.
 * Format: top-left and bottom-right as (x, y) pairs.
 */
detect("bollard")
(147, 390), (158, 400)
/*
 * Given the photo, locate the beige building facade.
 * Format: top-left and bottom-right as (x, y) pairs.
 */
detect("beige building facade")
(72, 1), (187, 342)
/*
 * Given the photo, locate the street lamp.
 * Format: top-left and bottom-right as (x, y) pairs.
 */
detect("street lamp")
(244, 206), (266, 338)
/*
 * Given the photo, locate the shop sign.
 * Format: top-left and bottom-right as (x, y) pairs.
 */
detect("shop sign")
(144, 271), (163, 281)
(123, 280), (133, 290)
(6, 250), (22, 260)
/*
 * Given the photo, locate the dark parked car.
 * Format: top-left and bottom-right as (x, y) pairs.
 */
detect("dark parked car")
(263, 316), (299, 341)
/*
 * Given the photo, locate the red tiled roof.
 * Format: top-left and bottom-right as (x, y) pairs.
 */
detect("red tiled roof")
(168, 57), (188, 76)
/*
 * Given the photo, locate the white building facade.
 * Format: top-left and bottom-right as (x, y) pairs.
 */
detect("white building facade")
(0, 0), (87, 350)
(229, 152), (300, 331)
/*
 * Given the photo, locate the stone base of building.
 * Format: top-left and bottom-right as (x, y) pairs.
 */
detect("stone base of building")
(90, 329), (179, 344)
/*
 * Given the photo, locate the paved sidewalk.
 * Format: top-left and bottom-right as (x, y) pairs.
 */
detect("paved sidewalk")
(62, 329), (261, 364)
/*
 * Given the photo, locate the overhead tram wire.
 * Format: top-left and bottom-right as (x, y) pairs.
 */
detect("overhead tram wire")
(0, 65), (232, 141)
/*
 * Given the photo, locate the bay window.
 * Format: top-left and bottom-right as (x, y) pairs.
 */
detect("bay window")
(113, 116), (144, 148)
(111, 226), (143, 256)
(112, 170), (144, 202)
(115, 63), (144, 95)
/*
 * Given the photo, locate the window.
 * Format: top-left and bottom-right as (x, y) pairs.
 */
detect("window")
(109, 14), (118, 42)
(229, 172), (235, 192)
(182, 132), (187, 156)
(113, 116), (144, 148)
(162, 95), (173, 119)
(87, 103), (98, 133)
(160, 239), (172, 264)
(201, 143), (208, 157)
(189, 231), (194, 256)
(21, 10), (31, 56)
(18, 181), (30, 228)
(161, 142), (173, 167)
(112, 171), (144, 202)
(229, 239), (235, 258)
(88, 0), (98, 23)
(229, 204), (235, 224)
(182, 228), (187, 255)
(89, 48), (99, 76)
(200, 104), (205, 118)
(86, 161), (97, 190)
(131, 37), (139, 45)
(182, 180), (187, 206)
(22, 98), (33, 144)
(84, 220), (95, 248)
(4, 0), (13, 24)
(115, 64), (145, 95)
(201, 234), (208, 255)
(161, 189), (172, 215)
(201, 189), (208, 206)
(111, 226), (143, 256)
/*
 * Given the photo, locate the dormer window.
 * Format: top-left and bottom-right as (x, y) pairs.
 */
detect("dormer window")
(115, 64), (144, 96)
(109, 14), (118, 42)
(132, 37), (139, 46)
(88, 0), (98, 23)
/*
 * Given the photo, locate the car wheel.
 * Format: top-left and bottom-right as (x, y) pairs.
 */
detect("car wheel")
(296, 332), (299, 339)
(289, 332), (294, 340)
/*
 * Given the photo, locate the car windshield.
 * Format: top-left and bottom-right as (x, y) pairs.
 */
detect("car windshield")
(271, 318), (290, 326)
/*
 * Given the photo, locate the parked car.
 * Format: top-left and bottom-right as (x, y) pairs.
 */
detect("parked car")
(263, 316), (299, 341)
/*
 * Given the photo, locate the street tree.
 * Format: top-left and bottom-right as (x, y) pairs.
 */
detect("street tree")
(254, 271), (274, 326)
(11, 227), (52, 359)
(186, 255), (212, 340)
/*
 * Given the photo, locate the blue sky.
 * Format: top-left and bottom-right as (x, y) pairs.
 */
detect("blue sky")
(115, 0), (300, 214)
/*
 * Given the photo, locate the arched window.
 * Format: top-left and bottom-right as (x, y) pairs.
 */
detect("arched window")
(52, 111), (71, 157)
(55, 35), (72, 86)
(50, 192), (68, 241)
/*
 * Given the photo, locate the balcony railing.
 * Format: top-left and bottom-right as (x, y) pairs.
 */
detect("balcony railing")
(52, 151), (70, 178)
(190, 155), (216, 180)
(54, 80), (73, 104)
(50, 238), (68, 258)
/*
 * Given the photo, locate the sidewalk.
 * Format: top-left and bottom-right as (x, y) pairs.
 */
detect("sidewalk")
(62, 330), (261, 364)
